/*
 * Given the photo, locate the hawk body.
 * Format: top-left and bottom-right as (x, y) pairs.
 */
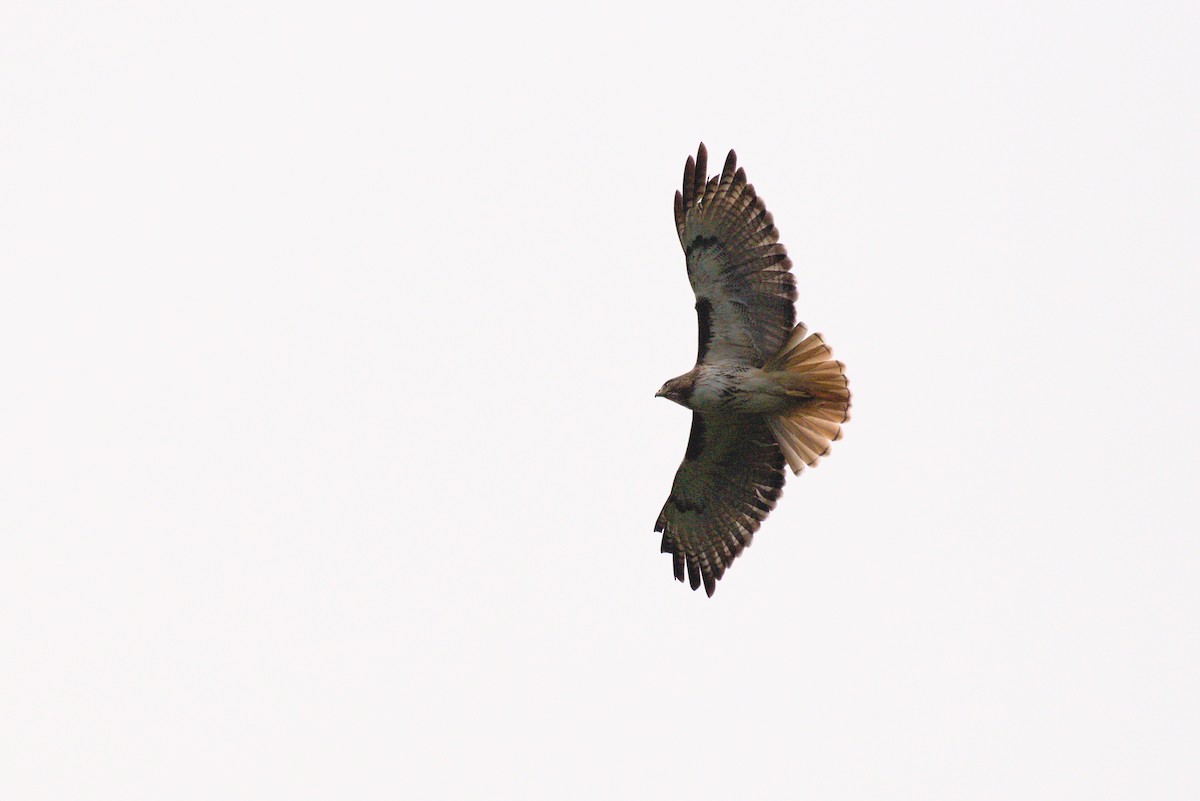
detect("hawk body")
(661, 364), (797, 415)
(655, 144), (851, 596)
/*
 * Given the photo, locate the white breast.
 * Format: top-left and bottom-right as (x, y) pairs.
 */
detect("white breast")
(689, 366), (788, 414)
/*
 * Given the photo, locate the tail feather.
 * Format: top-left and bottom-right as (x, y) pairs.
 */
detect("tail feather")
(764, 324), (851, 474)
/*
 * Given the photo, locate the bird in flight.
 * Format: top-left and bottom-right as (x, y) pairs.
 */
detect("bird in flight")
(655, 144), (851, 596)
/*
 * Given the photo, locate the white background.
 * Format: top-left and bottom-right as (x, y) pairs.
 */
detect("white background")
(3, 2), (1198, 799)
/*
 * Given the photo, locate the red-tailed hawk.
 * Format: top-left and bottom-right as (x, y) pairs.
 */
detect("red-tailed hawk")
(655, 144), (851, 596)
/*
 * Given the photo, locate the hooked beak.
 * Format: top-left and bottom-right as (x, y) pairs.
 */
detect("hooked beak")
(655, 388), (666, 398)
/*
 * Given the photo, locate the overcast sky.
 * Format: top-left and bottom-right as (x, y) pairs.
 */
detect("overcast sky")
(3, 2), (1198, 799)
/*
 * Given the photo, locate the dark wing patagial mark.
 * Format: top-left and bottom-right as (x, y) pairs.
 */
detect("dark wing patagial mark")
(655, 414), (788, 596)
(694, 298), (712, 364)
(683, 412), (706, 461)
(674, 143), (797, 368)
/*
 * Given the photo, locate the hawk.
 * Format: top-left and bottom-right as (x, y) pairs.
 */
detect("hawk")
(655, 144), (851, 596)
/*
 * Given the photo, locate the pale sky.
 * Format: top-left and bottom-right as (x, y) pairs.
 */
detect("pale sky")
(3, 2), (1198, 799)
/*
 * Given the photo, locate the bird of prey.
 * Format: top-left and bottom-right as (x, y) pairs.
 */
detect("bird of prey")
(654, 144), (851, 596)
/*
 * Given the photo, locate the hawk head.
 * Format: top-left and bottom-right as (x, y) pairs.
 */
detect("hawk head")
(655, 373), (695, 407)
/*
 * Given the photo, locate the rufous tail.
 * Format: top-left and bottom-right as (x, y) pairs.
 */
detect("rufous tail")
(762, 323), (851, 475)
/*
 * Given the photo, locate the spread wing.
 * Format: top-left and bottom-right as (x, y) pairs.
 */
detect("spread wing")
(675, 143), (797, 368)
(655, 413), (787, 596)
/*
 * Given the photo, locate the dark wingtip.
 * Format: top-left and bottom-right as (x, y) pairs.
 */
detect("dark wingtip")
(681, 155), (696, 208)
(722, 149), (737, 179)
(686, 555), (701, 591)
(703, 575), (716, 597)
(660, 533), (686, 583)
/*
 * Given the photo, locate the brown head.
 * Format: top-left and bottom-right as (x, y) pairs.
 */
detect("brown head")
(655, 372), (696, 407)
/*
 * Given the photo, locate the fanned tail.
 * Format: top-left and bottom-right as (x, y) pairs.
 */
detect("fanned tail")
(763, 324), (851, 474)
